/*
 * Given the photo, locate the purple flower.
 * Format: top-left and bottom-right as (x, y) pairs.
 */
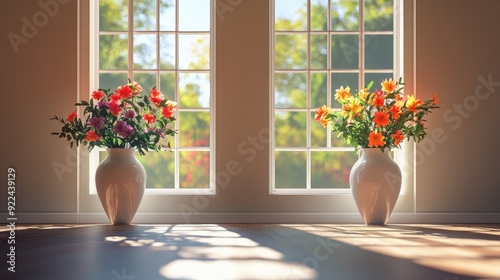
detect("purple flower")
(97, 101), (109, 108)
(113, 121), (135, 138)
(153, 128), (166, 138)
(87, 117), (105, 129)
(124, 110), (136, 119)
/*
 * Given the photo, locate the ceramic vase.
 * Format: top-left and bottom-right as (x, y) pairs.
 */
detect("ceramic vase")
(349, 148), (401, 225)
(95, 148), (145, 225)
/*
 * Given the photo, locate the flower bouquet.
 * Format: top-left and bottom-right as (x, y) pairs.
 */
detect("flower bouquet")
(51, 80), (177, 155)
(315, 78), (439, 151)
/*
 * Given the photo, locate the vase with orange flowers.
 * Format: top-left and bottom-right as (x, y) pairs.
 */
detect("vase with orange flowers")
(315, 78), (439, 225)
(51, 80), (177, 224)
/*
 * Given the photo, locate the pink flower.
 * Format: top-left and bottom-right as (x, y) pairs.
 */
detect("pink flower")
(92, 90), (105, 101)
(124, 110), (136, 119)
(66, 110), (77, 122)
(109, 101), (122, 116)
(149, 88), (164, 106)
(115, 85), (133, 99)
(161, 100), (177, 119)
(143, 113), (156, 124)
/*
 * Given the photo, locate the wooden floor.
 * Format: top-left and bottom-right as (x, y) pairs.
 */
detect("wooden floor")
(1, 224), (499, 280)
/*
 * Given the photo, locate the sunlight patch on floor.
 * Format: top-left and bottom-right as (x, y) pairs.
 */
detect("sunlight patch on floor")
(284, 224), (500, 279)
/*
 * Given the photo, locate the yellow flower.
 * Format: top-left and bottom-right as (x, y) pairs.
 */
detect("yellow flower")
(335, 86), (351, 101)
(342, 97), (363, 119)
(358, 88), (370, 102)
(406, 95), (423, 112)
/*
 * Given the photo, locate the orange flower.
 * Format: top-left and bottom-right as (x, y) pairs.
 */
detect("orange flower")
(84, 130), (100, 142)
(143, 113), (156, 124)
(431, 94), (439, 105)
(373, 111), (390, 127)
(334, 86), (351, 101)
(391, 130), (405, 146)
(368, 131), (385, 148)
(381, 78), (397, 93)
(372, 90), (385, 107)
(406, 95), (423, 112)
(66, 110), (77, 122)
(92, 90), (105, 101)
(389, 104), (401, 120)
(315, 105), (331, 128)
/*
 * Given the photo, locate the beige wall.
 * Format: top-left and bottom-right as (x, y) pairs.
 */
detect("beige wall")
(1, 0), (499, 222)
(415, 0), (500, 213)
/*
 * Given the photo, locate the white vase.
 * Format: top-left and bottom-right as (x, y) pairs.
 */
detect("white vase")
(95, 148), (145, 225)
(349, 148), (402, 225)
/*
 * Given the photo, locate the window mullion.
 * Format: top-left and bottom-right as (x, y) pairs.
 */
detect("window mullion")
(174, 0), (180, 190)
(128, 0), (134, 80)
(359, 0), (365, 89)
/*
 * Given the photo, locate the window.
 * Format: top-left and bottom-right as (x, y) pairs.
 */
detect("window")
(271, 0), (400, 193)
(90, 0), (214, 193)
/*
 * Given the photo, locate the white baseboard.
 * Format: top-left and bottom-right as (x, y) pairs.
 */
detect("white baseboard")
(1, 212), (499, 224)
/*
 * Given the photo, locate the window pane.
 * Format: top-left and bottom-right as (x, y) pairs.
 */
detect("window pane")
(100, 0), (128, 31)
(160, 72), (176, 100)
(134, 34), (157, 69)
(275, 34), (307, 69)
(275, 72), (307, 108)
(180, 151), (210, 188)
(179, 72), (210, 108)
(331, 35), (359, 69)
(311, 0), (328, 31)
(365, 0), (393, 31)
(275, 151), (306, 188)
(138, 152), (175, 189)
(275, 0), (307, 31)
(179, 34), (210, 70)
(311, 151), (357, 188)
(311, 112), (327, 147)
(275, 111), (307, 147)
(179, 112), (210, 147)
(310, 72), (328, 108)
(365, 35), (393, 69)
(179, 0), (210, 31)
(365, 72), (393, 88)
(134, 0), (157, 30)
(331, 0), (359, 31)
(160, 0), (176, 31)
(160, 34), (176, 69)
(331, 131), (351, 147)
(100, 34), (128, 69)
(133, 72), (157, 91)
(331, 72), (358, 108)
(99, 72), (128, 90)
(311, 34), (328, 69)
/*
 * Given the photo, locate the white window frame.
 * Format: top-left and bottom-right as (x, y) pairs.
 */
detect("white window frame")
(88, 0), (216, 195)
(270, 0), (404, 195)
